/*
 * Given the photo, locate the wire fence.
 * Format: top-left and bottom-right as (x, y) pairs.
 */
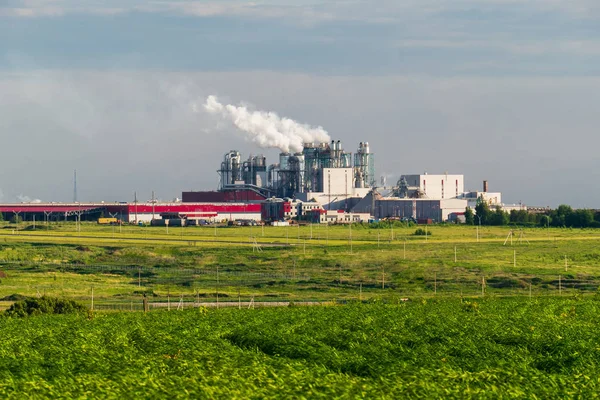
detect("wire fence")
(1, 260), (599, 312)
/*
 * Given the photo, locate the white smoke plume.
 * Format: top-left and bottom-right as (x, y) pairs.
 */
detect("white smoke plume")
(201, 95), (330, 153)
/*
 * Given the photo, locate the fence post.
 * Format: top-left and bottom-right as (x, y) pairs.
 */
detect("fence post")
(359, 282), (362, 302)
(481, 276), (485, 297)
(559, 275), (562, 295)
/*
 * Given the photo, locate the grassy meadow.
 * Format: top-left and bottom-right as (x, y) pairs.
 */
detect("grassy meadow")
(0, 222), (599, 308)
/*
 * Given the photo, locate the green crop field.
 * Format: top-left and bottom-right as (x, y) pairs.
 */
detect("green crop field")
(1, 223), (599, 397)
(1, 298), (600, 398)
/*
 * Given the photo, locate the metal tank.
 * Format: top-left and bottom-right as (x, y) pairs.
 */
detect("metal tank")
(219, 150), (242, 189)
(353, 141), (375, 188)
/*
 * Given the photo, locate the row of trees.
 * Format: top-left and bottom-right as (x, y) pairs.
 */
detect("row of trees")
(464, 199), (600, 228)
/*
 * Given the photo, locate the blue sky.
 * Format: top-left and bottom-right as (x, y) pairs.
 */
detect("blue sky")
(1, 1), (599, 206)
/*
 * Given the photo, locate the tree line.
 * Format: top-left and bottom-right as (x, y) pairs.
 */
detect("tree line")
(464, 199), (600, 228)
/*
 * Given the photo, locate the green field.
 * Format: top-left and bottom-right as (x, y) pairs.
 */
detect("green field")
(1, 223), (600, 309)
(1, 298), (600, 398)
(1, 223), (599, 397)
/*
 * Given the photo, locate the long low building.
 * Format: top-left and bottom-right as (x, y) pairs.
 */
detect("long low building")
(0, 202), (262, 223)
(374, 198), (468, 222)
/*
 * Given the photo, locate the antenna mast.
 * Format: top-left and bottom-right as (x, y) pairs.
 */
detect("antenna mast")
(73, 169), (78, 202)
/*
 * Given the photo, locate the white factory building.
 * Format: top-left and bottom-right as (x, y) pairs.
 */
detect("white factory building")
(295, 167), (371, 210)
(352, 175), (522, 223)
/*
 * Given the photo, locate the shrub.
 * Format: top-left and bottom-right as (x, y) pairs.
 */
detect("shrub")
(414, 228), (431, 236)
(4, 296), (87, 317)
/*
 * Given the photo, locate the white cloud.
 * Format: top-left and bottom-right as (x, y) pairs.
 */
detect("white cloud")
(2, 0), (598, 21)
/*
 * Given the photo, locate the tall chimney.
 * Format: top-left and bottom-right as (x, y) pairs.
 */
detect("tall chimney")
(483, 180), (488, 193)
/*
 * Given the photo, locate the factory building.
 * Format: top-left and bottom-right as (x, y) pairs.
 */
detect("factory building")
(266, 140), (373, 209)
(0, 203), (261, 224)
(373, 198), (468, 222)
(395, 174), (464, 199)
(184, 140), (375, 211)
(353, 179), (520, 223)
(305, 209), (370, 224)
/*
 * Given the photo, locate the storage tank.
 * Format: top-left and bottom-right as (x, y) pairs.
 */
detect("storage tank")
(220, 150), (242, 188)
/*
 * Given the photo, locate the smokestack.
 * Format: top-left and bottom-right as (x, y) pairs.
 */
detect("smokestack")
(483, 180), (488, 193)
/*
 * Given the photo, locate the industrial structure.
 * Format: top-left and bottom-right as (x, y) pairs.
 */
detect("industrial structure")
(0, 138), (523, 225)
(351, 177), (523, 222)
(184, 140), (375, 211)
(0, 202), (261, 224)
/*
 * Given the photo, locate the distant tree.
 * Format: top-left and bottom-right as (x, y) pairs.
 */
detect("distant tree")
(0, 212), (4, 222)
(550, 204), (573, 227)
(538, 215), (551, 227)
(566, 209), (594, 228)
(509, 210), (528, 224)
(474, 196), (491, 225)
(489, 207), (509, 226)
(464, 207), (474, 225)
(10, 215), (22, 224)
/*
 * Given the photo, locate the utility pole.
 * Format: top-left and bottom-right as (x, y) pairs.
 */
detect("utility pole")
(134, 191), (138, 225)
(73, 169), (77, 203)
(151, 191), (155, 221)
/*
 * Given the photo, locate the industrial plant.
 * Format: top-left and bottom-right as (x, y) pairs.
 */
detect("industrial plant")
(0, 139), (524, 225)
